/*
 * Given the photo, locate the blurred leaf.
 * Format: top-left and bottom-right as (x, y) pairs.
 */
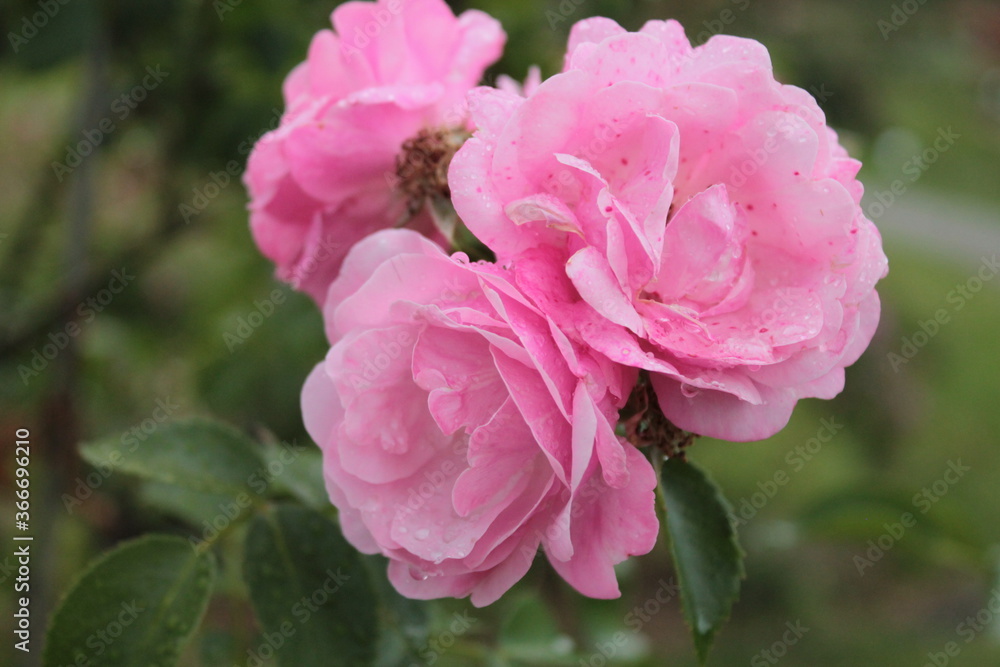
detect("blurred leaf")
(798, 492), (916, 540)
(499, 595), (575, 663)
(366, 555), (430, 667)
(660, 457), (744, 665)
(799, 491), (987, 574)
(139, 479), (241, 527)
(43, 535), (216, 667)
(199, 292), (326, 438)
(261, 441), (329, 509)
(79, 417), (265, 498)
(243, 505), (378, 667)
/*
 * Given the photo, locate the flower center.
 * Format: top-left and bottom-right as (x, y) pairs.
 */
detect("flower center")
(395, 127), (471, 218)
(619, 372), (698, 459)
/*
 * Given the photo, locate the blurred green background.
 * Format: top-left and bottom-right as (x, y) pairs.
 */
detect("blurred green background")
(2, 0), (999, 665)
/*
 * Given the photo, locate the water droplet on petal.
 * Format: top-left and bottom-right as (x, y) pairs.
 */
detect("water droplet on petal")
(415, 528), (430, 540)
(782, 325), (808, 338)
(680, 384), (700, 398)
(682, 321), (705, 335)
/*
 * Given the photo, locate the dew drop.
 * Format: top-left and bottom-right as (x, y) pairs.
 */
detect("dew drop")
(681, 321), (704, 335)
(680, 384), (700, 398)
(415, 528), (430, 540)
(782, 325), (808, 338)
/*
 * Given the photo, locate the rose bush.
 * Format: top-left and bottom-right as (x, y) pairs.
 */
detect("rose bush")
(245, 0), (504, 303)
(303, 229), (658, 605)
(450, 17), (888, 441)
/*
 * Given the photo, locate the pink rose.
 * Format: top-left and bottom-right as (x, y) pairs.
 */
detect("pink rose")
(450, 18), (888, 441)
(245, 0), (505, 304)
(302, 229), (658, 605)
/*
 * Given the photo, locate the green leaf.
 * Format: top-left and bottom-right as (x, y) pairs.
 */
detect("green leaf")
(365, 555), (430, 667)
(43, 535), (216, 667)
(261, 441), (329, 509)
(243, 505), (378, 667)
(659, 457), (744, 664)
(499, 596), (575, 663)
(79, 417), (265, 498)
(139, 480), (245, 527)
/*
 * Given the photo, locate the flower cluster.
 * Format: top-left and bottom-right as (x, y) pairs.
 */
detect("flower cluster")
(245, 0), (887, 606)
